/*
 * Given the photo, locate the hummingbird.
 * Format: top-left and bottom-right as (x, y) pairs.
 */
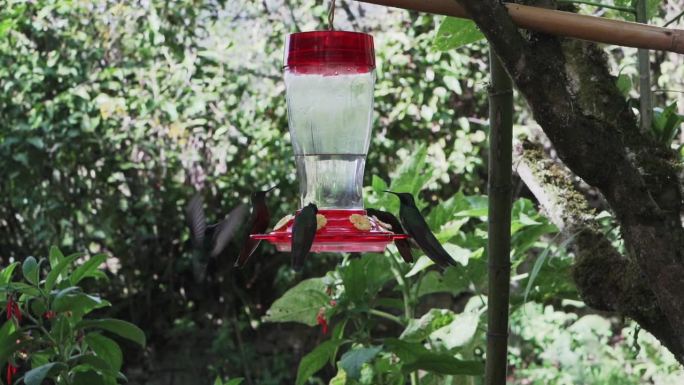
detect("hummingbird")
(186, 195), (249, 282)
(234, 186), (277, 268)
(384, 191), (456, 268)
(291, 203), (318, 271)
(365, 208), (414, 264)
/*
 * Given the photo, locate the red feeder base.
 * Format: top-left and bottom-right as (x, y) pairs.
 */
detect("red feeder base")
(251, 209), (408, 253)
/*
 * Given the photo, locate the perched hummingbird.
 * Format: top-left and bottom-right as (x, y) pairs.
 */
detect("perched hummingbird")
(234, 186), (277, 268)
(186, 195), (249, 282)
(384, 191), (456, 268)
(365, 208), (414, 264)
(291, 203), (318, 271)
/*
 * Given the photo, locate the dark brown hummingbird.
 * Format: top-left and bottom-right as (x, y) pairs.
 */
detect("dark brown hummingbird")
(186, 195), (249, 282)
(291, 203), (318, 271)
(234, 186), (277, 268)
(366, 208), (414, 264)
(384, 191), (456, 268)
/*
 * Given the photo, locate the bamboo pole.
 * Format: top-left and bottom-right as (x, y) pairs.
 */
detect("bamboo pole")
(485, 51), (513, 385)
(636, 0), (653, 133)
(355, 0), (684, 54)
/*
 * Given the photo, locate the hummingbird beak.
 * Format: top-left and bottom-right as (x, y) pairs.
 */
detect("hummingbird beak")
(266, 184), (279, 193)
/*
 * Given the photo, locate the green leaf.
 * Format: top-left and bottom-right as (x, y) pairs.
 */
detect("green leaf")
(71, 253), (107, 285)
(225, 379), (244, 385)
(384, 339), (483, 376)
(22, 256), (39, 285)
(430, 309), (481, 348)
(433, 17), (485, 51)
(45, 254), (79, 292)
(329, 369), (348, 385)
(405, 255), (434, 278)
(0, 262), (19, 285)
(24, 362), (68, 385)
(400, 309), (455, 342)
(402, 355), (484, 376)
(296, 340), (344, 385)
(339, 345), (382, 380)
(85, 333), (123, 372)
(264, 278), (330, 326)
(616, 74), (632, 96)
(71, 368), (105, 385)
(77, 319), (146, 347)
(52, 287), (109, 316)
(48, 246), (64, 269)
(340, 255), (393, 305)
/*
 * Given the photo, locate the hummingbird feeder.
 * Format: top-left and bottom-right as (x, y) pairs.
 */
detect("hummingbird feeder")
(251, 30), (407, 253)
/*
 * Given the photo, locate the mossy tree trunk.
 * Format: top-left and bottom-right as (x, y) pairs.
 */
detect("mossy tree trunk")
(456, 0), (684, 363)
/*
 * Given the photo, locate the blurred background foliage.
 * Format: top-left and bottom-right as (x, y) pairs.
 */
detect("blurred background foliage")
(0, 0), (683, 384)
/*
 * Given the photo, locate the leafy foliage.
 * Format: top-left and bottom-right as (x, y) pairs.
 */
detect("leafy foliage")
(0, 247), (144, 385)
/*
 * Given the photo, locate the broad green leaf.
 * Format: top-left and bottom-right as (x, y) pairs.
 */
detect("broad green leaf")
(442, 243), (471, 266)
(385, 338), (484, 376)
(71, 368), (105, 385)
(329, 368), (348, 385)
(339, 345), (382, 380)
(53, 287), (109, 316)
(402, 355), (484, 376)
(24, 362), (68, 385)
(416, 271), (453, 297)
(296, 340), (344, 385)
(77, 319), (146, 347)
(225, 378), (244, 385)
(430, 311), (480, 349)
(71, 253), (107, 285)
(616, 74), (632, 96)
(85, 333), (123, 372)
(340, 255), (392, 305)
(433, 17), (485, 51)
(48, 246), (64, 269)
(264, 278), (329, 326)
(0, 263), (18, 285)
(22, 256), (39, 285)
(45, 254), (79, 291)
(400, 309), (455, 342)
(405, 256), (434, 278)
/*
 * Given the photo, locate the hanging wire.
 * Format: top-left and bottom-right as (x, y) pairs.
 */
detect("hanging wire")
(328, 0), (336, 30)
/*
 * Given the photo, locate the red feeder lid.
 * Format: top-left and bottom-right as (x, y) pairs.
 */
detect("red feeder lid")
(284, 31), (375, 74)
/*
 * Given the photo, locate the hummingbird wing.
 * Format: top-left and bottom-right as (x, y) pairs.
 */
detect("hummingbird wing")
(235, 198), (271, 268)
(186, 195), (207, 250)
(366, 208), (414, 263)
(400, 206), (456, 268)
(210, 203), (249, 258)
(291, 204), (318, 271)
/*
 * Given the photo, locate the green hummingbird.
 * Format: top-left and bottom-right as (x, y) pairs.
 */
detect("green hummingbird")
(365, 208), (414, 264)
(235, 186), (277, 268)
(186, 195), (249, 282)
(384, 191), (456, 268)
(291, 203), (318, 271)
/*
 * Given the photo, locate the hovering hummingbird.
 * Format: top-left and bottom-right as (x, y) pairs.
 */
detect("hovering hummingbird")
(186, 195), (249, 282)
(234, 186), (277, 268)
(291, 203), (318, 271)
(365, 208), (414, 264)
(384, 191), (456, 268)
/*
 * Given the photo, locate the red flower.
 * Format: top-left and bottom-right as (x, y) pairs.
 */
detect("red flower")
(44, 311), (56, 320)
(316, 308), (328, 335)
(6, 364), (17, 385)
(5, 296), (21, 324)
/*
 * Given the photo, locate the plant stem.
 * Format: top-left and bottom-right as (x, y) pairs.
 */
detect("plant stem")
(664, 10), (684, 27)
(556, 0), (636, 14)
(388, 251), (418, 385)
(368, 309), (404, 326)
(636, 0), (653, 133)
(484, 50), (513, 385)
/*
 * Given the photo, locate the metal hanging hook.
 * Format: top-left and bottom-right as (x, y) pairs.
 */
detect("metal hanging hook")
(328, 0), (336, 30)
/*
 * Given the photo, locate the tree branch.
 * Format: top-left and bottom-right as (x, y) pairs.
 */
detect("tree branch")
(457, 0), (684, 362)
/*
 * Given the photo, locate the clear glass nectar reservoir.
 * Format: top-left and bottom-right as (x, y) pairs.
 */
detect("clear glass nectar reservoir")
(284, 31), (376, 209)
